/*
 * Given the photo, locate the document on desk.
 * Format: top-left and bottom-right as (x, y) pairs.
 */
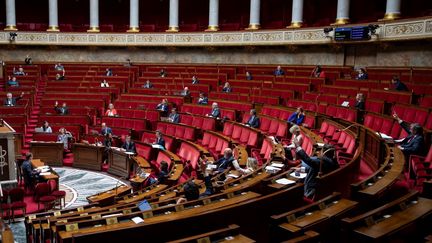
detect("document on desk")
(40, 172), (52, 176)
(151, 144), (165, 150)
(132, 217), (144, 224)
(275, 178), (296, 185)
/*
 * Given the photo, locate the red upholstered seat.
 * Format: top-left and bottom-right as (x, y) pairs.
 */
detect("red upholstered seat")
(223, 122), (234, 136)
(231, 125), (242, 140)
(8, 188), (26, 221)
(35, 183), (56, 211)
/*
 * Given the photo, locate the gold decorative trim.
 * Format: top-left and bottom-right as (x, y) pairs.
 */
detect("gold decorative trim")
(87, 26), (100, 32)
(166, 26), (179, 32)
(287, 22), (303, 28)
(332, 18), (350, 25)
(246, 24), (261, 30)
(205, 25), (219, 32)
(47, 26), (59, 32)
(380, 13), (401, 21)
(4, 25), (17, 31)
(127, 27), (140, 33)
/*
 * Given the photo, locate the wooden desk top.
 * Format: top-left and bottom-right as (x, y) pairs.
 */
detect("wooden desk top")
(31, 159), (59, 180)
(354, 197), (432, 239)
(87, 185), (131, 204)
(222, 172), (269, 193)
(59, 191), (261, 240)
(117, 184), (168, 204)
(319, 199), (358, 217)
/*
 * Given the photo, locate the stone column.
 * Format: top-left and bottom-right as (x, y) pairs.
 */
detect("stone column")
(334, 0), (350, 25)
(247, 0), (260, 30)
(47, 0), (59, 31)
(383, 0), (401, 20)
(166, 0), (179, 32)
(128, 0), (139, 32)
(88, 0), (100, 32)
(206, 0), (219, 31)
(288, 0), (304, 28)
(4, 0), (17, 30)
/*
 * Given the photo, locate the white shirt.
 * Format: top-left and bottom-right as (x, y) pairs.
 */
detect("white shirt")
(101, 83), (109, 87)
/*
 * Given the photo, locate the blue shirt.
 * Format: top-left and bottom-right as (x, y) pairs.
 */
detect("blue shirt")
(288, 112), (305, 125)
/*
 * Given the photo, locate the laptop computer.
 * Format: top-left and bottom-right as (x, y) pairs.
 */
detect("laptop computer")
(35, 127), (44, 133)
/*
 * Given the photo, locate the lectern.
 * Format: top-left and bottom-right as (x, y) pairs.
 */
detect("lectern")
(0, 120), (17, 181)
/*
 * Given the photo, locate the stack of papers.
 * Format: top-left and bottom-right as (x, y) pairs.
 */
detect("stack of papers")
(131, 217), (144, 224)
(275, 178), (296, 185)
(227, 173), (239, 178)
(40, 172), (52, 176)
(270, 163), (284, 168)
(376, 132), (393, 140)
(265, 166), (282, 174)
(290, 171), (307, 179)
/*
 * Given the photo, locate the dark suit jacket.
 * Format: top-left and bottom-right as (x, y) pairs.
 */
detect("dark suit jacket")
(355, 101), (365, 110)
(211, 108), (220, 118)
(169, 113), (180, 123)
(155, 137), (166, 149)
(54, 106), (69, 115)
(214, 156), (234, 172)
(198, 97), (208, 105)
(399, 122), (425, 156)
(247, 115), (260, 128)
(101, 127), (113, 136)
(156, 103), (168, 113)
(4, 97), (22, 106)
(122, 141), (136, 153)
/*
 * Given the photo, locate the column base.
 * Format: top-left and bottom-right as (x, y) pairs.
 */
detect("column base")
(166, 26), (179, 32)
(87, 26), (100, 32)
(47, 26), (60, 32)
(205, 25), (219, 31)
(4, 25), (17, 31)
(379, 13), (401, 21)
(331, 18), (350, 25)
(245, 24), (260, 30)
(127, 27), (140, 32)
(287, 22), (303, 29)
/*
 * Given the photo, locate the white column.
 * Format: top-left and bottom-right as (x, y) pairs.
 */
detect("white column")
(88, 0), (99, 32)
(4, 0), (17, 30)
(128, 0), (139, 32)
(167, 0), (179, 32)
(289, 0), (304, 28)
(247, 0), (261, 30)
(383, 0), (401, 20)
(206, 0), (219, 31)
(47, 0), (59, 31)
(334, 0), (350, 25)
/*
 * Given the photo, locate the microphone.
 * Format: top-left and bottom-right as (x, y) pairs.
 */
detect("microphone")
(335, 123), (358, 132)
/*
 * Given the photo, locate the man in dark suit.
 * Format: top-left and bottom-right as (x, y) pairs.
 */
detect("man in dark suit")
(54, 101), (69, 115)
(121, 135), (136, 154)
(4, 92), (24, 106)
(197, 93), (208, 105)
(393, 114), (426, 160)
(354, 93), (365, 110)
(143, 80), (154, 89)
(168, 108), (180, 123)
(245, 109), (260, 128)
(154, 130), (165, 149)
(156, 99), (169, 116)
(213, 148), (235, 173)
(100, 122), (113, 136)
(192, 76), (199, 84)
(274, 65), (285, 76)
(181, 87), (190, 97)
(391, 76), (408, 91)
(207, 102), (220, 118)
(295, 143), (339, 199)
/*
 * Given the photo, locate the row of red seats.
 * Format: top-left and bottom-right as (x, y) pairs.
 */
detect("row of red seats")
(222, 121), (261, 148)
(241, 114), (287, 138)
(114, 109), (160, 123)
(260, 105), (315, 129)
(140, 131), (174, 152)
(102, 117), (148, 132)
(363, 113), (408, 139)
(200, 131), (231, 160)
(179, 114), (216, 131)
(180, 104), (236, 121)
(409, 145), (432, 192)
(156, 122), (197, 141)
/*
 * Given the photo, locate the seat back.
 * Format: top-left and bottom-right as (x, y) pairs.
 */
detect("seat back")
(8, 188), (25, 202)
(48, 179), (57, 193)
(34, 183), (50, 201)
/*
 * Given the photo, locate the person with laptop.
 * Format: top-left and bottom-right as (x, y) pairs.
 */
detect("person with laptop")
(37, 121), (52, 133)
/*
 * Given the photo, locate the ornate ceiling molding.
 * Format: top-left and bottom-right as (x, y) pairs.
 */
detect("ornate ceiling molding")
(0, 17), (431, 47)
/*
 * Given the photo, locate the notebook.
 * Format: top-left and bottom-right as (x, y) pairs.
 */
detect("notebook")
(138, 200), (152, 211)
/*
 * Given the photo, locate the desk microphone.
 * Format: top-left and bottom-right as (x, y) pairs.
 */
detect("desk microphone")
(335, 123), (358, 132)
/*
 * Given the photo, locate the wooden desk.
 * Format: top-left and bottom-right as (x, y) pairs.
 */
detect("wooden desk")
(86, 185), (131, 206)
(72, 143), (104, 171)
(108, 148), (133, 178)
(30, 141), (64, 167)
(31, 159), (59, 188)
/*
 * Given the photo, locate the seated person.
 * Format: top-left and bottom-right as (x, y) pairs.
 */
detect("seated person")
(24, 55), (32, 65)
(57, 128), (72, 150)
(40, 121), (52, 133)
(207, 102), (220, 118)
(54, 63), (64, 71)
(168, 108), (180, 123)
(145, 161), (169, 186)
(55, 72), (65, 81)
(100, 79), (110, 87)
(295, 143), (339, 199)
(105, 68), (113, 76)
(232, 157), (258, 176)
(283, 125), (303, 161)
(21, 152), (40, 191)
(142, 80), (153, 88)
(4, 92), (24, 106)
(310, 65), (325, 78)
(245, 71), (253, 80)
(153, 130), (165, 149)
(121, 135), (136, 154)
(354, 93), (365, 110)
(7, 76), (19, 87)
(393, 114), (426, 161)
(181, 87), (191, 97)
(197, 92), (208, 105)
(222, 82), (232, 92)
(160, 68), (167, 77)
(245, 109), (260, 128)
(191, 76), (199, 84)
(100, 122), (113, 136)
(208, 148), (235, 173)
(156, 99), (169, 115)
(274, 65), (285, 76)
(105, 103), (118, 117)
(124, 59), (132, 67)
(54, 101), (69, 115)
(356, 68), (368, 80)
(13, 67), (26, 76)
(390, 76), (408, 91)
(176, 181), (200, 204)
(287, 107), (305, 125)
(103, 133), (114, 164)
